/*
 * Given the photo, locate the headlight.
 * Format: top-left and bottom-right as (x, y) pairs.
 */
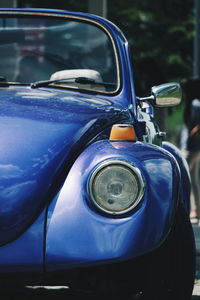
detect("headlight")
(88, 160), (145, 215)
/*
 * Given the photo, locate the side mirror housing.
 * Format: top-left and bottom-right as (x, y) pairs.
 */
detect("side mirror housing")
(139, 82), (182, 107)
(152, 82), (182, 107)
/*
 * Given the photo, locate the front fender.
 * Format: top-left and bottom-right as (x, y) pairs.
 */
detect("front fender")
(163, 141), (191, 214)
(45, 140), (180, 271)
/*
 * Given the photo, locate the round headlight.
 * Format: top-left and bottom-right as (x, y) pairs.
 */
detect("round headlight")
(88, 160), (145, 215)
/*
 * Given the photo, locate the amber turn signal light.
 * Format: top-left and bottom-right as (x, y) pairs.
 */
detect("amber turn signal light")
(109, 124), (136, 141)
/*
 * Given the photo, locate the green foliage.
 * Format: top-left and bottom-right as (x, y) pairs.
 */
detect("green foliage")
(18, 0), (194, 142)
(107, 0), (194, 143)
(108, 0), (194, 93)
(19, 0), (194, 90)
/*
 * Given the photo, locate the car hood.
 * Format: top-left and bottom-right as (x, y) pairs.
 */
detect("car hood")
(0, 87), (128, 244)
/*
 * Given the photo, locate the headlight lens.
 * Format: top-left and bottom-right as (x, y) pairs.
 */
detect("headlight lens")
(89, 160), (145, 215)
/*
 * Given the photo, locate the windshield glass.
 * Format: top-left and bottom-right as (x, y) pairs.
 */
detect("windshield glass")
(0, 13), (119, 93)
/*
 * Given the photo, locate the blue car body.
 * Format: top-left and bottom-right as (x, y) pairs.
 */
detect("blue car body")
(0, 7), (195, 298)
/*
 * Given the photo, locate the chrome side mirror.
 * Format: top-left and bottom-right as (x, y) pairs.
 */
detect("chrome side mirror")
(139, 82), (182, 107)
(152, 82), (182, 107)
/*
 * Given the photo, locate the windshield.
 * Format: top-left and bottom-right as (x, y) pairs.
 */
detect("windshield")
(0, 13), (119, 93)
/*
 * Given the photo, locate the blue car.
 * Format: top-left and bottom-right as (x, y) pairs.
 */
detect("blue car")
(0, 8), (195, 300)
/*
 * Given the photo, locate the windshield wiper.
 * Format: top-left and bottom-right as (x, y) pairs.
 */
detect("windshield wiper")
(0, 76), (9, 87)
(30, 77), (116, 89)
(0, 76), (7, 82)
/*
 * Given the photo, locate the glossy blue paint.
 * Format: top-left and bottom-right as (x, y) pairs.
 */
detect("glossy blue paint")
(0, 8), (136, 112)
(0, 87), (129, 245)
(0, 207), (45, 274)
(0, 8), (191, 288)
(163, 141), (191, 214)
(45, 140), (180, 271)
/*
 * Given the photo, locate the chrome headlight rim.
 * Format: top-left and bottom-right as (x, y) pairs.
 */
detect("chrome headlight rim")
(88, 159), (145, 215)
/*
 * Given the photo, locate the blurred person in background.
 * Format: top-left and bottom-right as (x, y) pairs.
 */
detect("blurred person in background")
(181, 78), (200, 224)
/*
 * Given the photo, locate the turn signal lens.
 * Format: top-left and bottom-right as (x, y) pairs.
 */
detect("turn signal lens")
(109, 124), (136, 141)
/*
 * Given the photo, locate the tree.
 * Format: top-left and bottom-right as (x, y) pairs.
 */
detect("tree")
(107, 0), (194, 94)
(18, 0), (194, 92)
(16, 0), (195, 136)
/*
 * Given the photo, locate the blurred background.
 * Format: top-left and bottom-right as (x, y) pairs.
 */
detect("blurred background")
(1, 0), (200, 294)
(0, 0), (197, 145)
